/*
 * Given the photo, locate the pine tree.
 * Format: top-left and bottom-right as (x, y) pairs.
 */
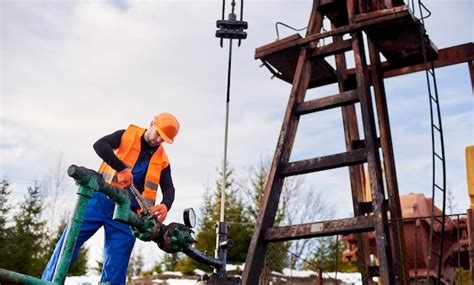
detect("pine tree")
(0, 180), (12, 269)
(243, 160), (291, 272)
(307, 236), (357, 272)
(242, 158), (298, 226)
(241, 158), (337, 272)
(191, 163), (253, 271)
(243, 160), (268, 223)
(5, 184), (48, 277)
(171, 158), (334, 275)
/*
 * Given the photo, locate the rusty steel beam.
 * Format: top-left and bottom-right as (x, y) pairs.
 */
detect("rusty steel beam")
(354, 5), (407, 22)
(255, 34), (301, 60)
(468, 209), (474, 282)
(280, 149), (367, 177)
(295, 90), (359, 115)
(264, 216), (375, 242)
(309, 39), (353, 58)
(300, 6), (410, 47)
(469, 60), (474, 93)
(382, 43), (474, 78)
(368, 39), (409, 285)
(317, 268), (324, 285)
(342, 43), (473, 83)
(333, 28), (371, 285)
(242, 4), (325, 283)
(320, 0), (338, 6)
(350, 14), (396, 282)
(258, 43), (472, 89)
(243, 49), (311, 284)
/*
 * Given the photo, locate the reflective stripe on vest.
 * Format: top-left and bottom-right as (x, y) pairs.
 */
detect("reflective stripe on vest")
(97, 124), (169, 202)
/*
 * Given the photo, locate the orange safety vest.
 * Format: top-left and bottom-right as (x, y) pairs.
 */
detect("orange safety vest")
(97, 124), (169, 202)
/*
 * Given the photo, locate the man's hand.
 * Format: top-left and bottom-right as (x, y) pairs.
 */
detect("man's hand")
(151, 204), (168, 223)
(117, 168), (133, 187)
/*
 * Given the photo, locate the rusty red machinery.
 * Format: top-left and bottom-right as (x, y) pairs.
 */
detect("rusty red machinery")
(342, 193), (470, 283)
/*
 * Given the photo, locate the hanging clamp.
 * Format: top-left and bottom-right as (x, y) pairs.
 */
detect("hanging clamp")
(216, 13), (248, 41)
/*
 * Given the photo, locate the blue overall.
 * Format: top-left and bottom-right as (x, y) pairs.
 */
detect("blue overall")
(42, 157), (151, 285)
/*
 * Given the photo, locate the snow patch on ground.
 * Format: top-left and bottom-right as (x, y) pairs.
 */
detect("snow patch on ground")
(152, 279), (197, 285)
(65, 275), (100, 285)
(324, 272), (363, 285)
(66, 271), (364, 285)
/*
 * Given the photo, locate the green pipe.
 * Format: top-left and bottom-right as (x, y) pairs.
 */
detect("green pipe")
(67, 165), (163, 241)
(67, 165), (213, 259)
(52, 186), (94, 283)
(0, 268), (55, 285)
(0, 165), (217, 284)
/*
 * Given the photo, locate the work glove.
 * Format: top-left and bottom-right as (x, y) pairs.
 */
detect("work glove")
(117, 168), (133, 187)
(151, 204), (168, 223)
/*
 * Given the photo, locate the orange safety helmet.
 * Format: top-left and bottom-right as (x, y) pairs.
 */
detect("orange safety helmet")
(154, 113), (180, 144)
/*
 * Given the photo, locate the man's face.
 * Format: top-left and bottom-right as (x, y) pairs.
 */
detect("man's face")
(145, 123), (165, 147)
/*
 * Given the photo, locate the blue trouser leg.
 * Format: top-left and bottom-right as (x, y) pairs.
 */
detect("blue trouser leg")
(101, 195), (136, 285)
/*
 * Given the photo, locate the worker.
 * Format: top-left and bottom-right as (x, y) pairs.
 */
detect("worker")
(42, 113), (180, 285)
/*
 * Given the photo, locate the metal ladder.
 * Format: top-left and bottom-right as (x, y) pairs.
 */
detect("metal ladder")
(416, 1), (448, 283)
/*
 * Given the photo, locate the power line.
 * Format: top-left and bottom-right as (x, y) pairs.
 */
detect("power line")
(0, 176), (43, 184)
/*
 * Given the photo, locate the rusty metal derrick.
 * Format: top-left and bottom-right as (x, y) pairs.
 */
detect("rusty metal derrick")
(243, 0), (473, 284)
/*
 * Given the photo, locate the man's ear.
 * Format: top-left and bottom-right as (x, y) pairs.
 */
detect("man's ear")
(150, 121), (154, 128)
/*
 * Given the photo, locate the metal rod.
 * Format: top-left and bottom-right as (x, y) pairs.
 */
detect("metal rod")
(456, 214), (462, 285)
(335, 235), (339, 285)
(275, 21), (307, 40)
(221, 0), (225, 20)
(220, 38), (233, 223)
(239, 0), (244, 46)
(231, 0), (236, 14)
(414, 220), (418, 285)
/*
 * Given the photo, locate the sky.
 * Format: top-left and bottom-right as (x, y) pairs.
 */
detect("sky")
(1, 0), (473, 272)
